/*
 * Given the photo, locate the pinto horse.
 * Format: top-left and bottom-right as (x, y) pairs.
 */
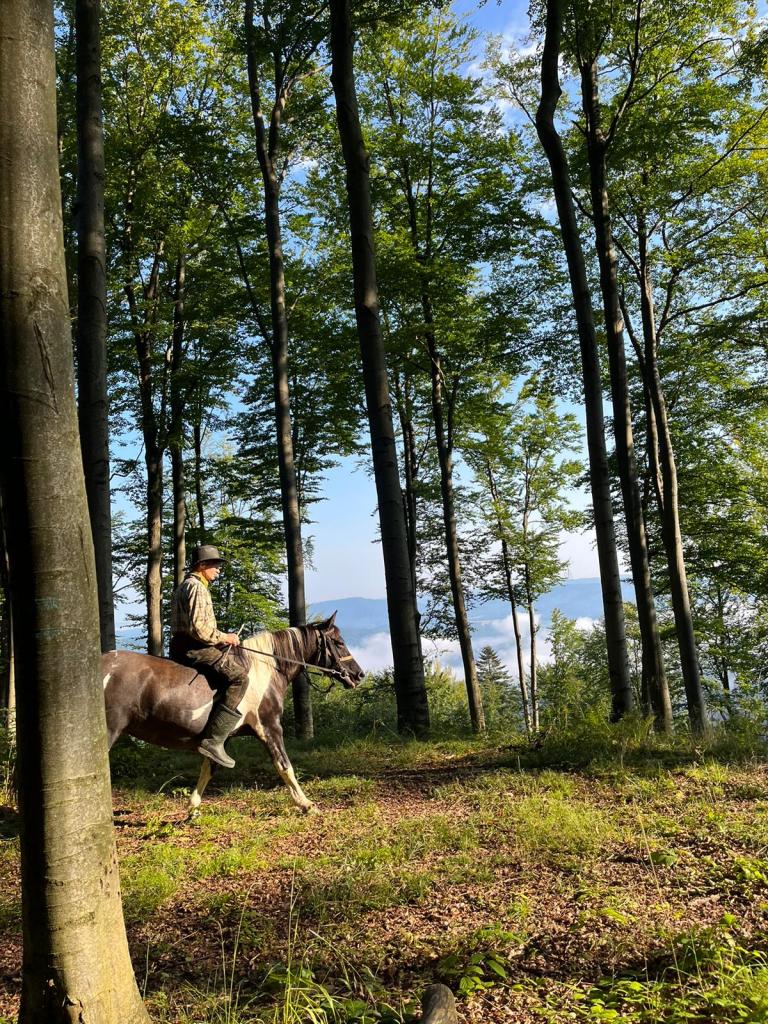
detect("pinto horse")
(102, 614), (364, 815)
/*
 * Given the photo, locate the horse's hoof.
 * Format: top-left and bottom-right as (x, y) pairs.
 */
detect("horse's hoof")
(301, 803), (319, 816)
(186, 808), (201, 822)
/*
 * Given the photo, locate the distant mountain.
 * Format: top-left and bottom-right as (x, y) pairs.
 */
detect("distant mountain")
(309, 577), (635, 652)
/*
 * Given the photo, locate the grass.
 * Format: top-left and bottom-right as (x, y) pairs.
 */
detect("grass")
(2, 725), (768, 1022)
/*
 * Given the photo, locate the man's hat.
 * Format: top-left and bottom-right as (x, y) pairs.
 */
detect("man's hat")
(189, 544), (225, 567)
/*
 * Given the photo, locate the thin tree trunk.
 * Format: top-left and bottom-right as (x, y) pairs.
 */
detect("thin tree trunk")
(193, 418), (206, 541)
(715, 584), (729, 692)
(393, 372), (424, 661)
(244, 0), (312, 739)
(0, 3), (150, 1017)
(75, 0), (115, 652)
(526, 595), (539, 733)
(144, 443), (164, 656)
(535, 0), (633, 720)
(427, 336), (485, 733)
(0, 500), (14, 719)
(501, 540), (530, 734)
(125, 242), (165, 657)
(329, 0), (429, 735)
(170, 254), (187, 587)
(580, 59), (672, 733)
(486, 462), (531, 735)
(636, 222), (707, 731)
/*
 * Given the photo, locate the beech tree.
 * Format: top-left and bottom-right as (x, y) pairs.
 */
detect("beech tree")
(533, 0), (634, 720)
(75, 0), (116, 651)
(0, 1), (149, 1018)
(468, 384), (584, 732)
(329, 0), (430, 735)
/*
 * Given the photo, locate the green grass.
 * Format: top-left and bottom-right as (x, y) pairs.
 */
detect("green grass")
(5, 726), (768, 1022)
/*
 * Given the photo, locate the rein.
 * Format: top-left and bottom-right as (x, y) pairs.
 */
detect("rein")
(238, 634), (355, 687)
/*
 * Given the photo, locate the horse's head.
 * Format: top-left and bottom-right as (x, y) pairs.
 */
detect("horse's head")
(314, 612), (364, 688)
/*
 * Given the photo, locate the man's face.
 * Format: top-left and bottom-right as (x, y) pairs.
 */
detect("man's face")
(199, 562), (222, 583)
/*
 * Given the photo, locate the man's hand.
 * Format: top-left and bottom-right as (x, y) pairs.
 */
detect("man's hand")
(224, 633), (240, 645)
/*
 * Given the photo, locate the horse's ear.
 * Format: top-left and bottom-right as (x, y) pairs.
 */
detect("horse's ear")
(323, 610), (337, 629)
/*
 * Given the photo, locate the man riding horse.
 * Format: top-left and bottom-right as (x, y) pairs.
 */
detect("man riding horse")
(169, 544), (248, 769)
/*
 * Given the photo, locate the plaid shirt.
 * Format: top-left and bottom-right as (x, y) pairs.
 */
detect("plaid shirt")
(169, 573), (228, 645)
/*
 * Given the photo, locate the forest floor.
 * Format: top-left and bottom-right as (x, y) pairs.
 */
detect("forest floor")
(0, 735), (767, 1022)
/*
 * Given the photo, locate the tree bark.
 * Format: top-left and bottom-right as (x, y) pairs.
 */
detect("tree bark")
(580, 58), (672, 733)
(535, 0), (633, 720)
(329, 0), (429, 735)
(486, 462), (531, 735)
(125, 241), (165, 657)
(170, 254), (187, 587)
(75, 0), (116, 652)
(0, 3), (150, 1018)
(244, 0), (312, 739)
(393, 371), (424, 661)
(421, 984), (458, 1024)
(636, 219), (707, 731)
(193, 418), (206, 541)
(427, 335), (485, 733)
(0, 499), (14, 717)
(501, 539), (530, 735)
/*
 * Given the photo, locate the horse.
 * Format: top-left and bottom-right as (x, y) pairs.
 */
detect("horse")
(101, 613), (364, 816)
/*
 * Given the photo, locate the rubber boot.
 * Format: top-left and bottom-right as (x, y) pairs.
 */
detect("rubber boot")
(197, 703), (242, 768)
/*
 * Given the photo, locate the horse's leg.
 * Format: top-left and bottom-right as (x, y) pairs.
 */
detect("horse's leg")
(261, 718), (314, 813)
(187, 758), (214, 818)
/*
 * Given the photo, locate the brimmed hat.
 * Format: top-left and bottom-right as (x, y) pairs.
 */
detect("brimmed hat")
(189, 544), (225, 567)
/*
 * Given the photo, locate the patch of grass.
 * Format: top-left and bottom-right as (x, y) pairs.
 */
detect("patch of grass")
(561, 923), (768, 1023)
(482, 794), (623, 867)
(121, 844), (188, 921)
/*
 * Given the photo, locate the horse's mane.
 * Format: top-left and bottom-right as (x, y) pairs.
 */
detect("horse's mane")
(238, 626), (306, 669)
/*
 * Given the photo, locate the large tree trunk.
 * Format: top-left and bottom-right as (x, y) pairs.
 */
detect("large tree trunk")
(535, 0), (633, 719)
(329, 0), (429, 735)
(427, 334), (485, 733)
(244, 0), (312, 739)
(170, 254), (187, 587)
(580, 59), (673, 733)
(75, 0), (116, 652)
(0, 3), (150, 1018)
(637, 221), (707, 731)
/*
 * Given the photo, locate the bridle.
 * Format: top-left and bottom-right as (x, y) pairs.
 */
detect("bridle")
(239, 626), (357, 689)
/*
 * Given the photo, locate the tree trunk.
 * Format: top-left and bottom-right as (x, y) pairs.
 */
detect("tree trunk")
(126, 242), (165, 658)
(170, 254), (187, 587)
(193, 418), (206, 541)
(580, 59), (672, 733)
(637, 222), (707, 732)
(75, 0), (115, 652)
(393, 371), (424, 661)
(535, 0), (633, 720)
(144, 442), (164, 656)
(427, 336), (485, 733)
(329, 0), (429, 735)
(526, 596), (539, 733)
(486, 460), (531, 735)
(501, 539), (531, 735)
(0, 3), (150, 1018)
(244, 0), (312, 739)
(0, 500), (14, 718)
